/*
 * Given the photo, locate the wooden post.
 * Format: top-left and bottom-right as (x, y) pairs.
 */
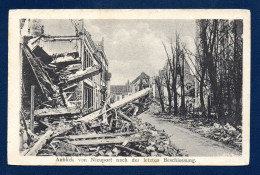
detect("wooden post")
(30, 85), (35, 133)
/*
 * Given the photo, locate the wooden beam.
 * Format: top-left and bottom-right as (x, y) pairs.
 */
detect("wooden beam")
(21, 149), (30, 156)
(37, 120), (52, 128)
(55, 132), (135, 140)
(63, 84), (78, 91)
(20, 108), (32, 144)
(49, 127), (74, 141)
(34, 106), (81, 118)
(69, 136), (148, 146)
(117, 111), (133, 122)
(47, 88), (151, 141)
(115, 145), (148, 157)
(124, 106), (135, 116)
(30, 85), (35, 133)
(66, 65), (101, 83)
(100, 94), (111, 114)
(77, 88), (152, 123)
(100, 95), (111, 124)
(26, 130), (53, 156)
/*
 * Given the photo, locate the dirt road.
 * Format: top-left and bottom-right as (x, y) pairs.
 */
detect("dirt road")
(138, 112), (242, 157)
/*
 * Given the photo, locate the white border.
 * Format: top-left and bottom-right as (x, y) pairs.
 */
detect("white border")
(8, 9), (250, 166)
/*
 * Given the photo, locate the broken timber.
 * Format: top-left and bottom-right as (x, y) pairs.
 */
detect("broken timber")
(100, 95), (111, 124)
(34, 106), (81, 118)
(115, 145), (148, 157)
(77, 88), (152, 123)
(34, 88), (150, 120)
(66, 65), (101, 83)
(30, 85), (35, 133)
(117, 111), (133, 122)
(28, 88), (151, 154)
(69, 136), (148, 146)
(55, 132), (135, 140)
(26, 130), (53, 156)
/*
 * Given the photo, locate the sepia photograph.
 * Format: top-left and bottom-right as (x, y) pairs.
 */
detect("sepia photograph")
(8, 9), (250, 165)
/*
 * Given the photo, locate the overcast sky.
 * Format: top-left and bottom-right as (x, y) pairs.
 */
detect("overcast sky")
(41, 19), (196, 85)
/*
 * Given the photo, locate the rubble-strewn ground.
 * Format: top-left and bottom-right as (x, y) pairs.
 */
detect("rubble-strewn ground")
(21, 94), (242, 157)
(138, 103), (242, 156)
(20, 93), (183, 157)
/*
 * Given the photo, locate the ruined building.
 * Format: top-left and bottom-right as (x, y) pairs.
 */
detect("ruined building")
(20, 19), (111, 119)
(130, 72), (151, 94)
(110, 72), (151, 103)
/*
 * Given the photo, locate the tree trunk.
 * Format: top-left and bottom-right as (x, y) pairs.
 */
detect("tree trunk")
(172, 81), (178, 115)
(180, 55), (185, 116)
(166, 83), (172, 113)
(233, 20), (242, 125)
(155, 78), (165, 113)
(207, 53), (225, 125)
(208, 95), (211, 118)
(199, 74), (206, 117)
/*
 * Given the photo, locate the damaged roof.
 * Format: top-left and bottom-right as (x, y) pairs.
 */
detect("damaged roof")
(131, 72), (150, 85)
(110, 85), (130, 94)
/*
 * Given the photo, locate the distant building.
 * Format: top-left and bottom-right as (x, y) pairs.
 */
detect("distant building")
(110, 72), (151, 103)
(110, 85), (131, 103)
(130, 72), (151, 93)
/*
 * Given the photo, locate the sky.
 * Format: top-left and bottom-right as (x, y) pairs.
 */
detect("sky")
(41, 19), (196, 85)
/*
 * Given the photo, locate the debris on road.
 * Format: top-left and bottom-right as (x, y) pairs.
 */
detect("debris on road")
(21, 88), (182, 157)
(150, 103), (242, 151)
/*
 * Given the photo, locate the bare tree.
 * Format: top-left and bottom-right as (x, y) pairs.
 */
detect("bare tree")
(180, 51), (186, 115)
(162, 62), (172, 113)
(155, 75), (165, 113)
(182, 43), (208, 117)
(196, 19), (243, 126)
(162, 38), (179, 115)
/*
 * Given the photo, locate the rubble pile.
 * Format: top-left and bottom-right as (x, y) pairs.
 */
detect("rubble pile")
(20, 89), (182, 157)
(176, 118), (242, 150)
(206, 123), (242, 149)
(151, 103), (242, 151)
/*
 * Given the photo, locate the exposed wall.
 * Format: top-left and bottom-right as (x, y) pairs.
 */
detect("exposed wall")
(37, 37), (81, 56)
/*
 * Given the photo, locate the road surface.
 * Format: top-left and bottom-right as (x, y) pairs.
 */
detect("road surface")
(138, 112), (242, 157)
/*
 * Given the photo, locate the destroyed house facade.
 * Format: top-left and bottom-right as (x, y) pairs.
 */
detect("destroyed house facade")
(130, 72), (151, 94)
(110, 85), (131, 103)
(110, 72), (151, 103)
(21, 27), (111, 116)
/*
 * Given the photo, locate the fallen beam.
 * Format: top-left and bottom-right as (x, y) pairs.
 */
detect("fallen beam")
(117, 111), (133, 122)
(115, 145), (148, 157)
(30, 85), (35, 133)
(21, 149), (30, 156)
(66, 65), (101, 83)
(26, 130), (53, 156)
(37, 120), (52, 128)
(49, 126), (74, 140)
(77, 88), (152, 123)
(34, 106), (81, 118)
(100, 95), (111, 124)
(55, 132), (135, 140)
(20, 109), (33, 144)
(47, 88), (151, 142)
(63, 83), (78, 91)
(69, 136), (148, 146)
